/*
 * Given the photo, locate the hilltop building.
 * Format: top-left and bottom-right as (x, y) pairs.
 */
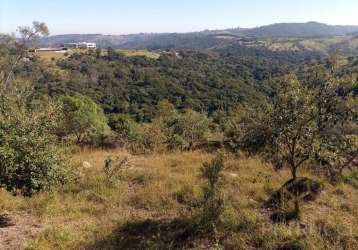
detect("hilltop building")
(63, 42), (97, 49)
(33, 47), (68, 52)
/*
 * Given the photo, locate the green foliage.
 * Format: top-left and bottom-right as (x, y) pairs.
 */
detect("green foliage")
(309, 62), (358, 180)
(167, 110), (211, 150)
(0, 96), (70, 196)
(32, 48), (303, 122)
(61, 94), (110, 143)
(108, 114), (137, 141)
(0, 21), (70, 197)
(227, 63), (357, 180)
(153, 99), (178, 128)
(128, 124), (166, 154)
(153, 101), (211, 150)
(200, 155), (225, 231)
(268, 74), (316, 178)
(225, 105), (272, 153)
(1, 21), (49, 88)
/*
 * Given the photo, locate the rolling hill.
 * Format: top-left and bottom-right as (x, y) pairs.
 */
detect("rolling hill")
(239, 21), (358, 37)
(37, 22), (358, 55)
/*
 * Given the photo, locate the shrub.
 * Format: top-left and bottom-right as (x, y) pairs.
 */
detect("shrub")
(108, 114), (138, 145)
(153, 101), (212, 151)
(128, 124), (166, 154)
(169, 110), (211, 150)
(0, 97), (70, 196)
(61, 94), (110, 143)
(104, 155), (129, 182)
(200, 154), (225, 232)
(225, 106), (271, 153)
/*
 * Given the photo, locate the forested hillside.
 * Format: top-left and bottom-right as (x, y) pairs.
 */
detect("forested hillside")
(29, 47), (321, 121)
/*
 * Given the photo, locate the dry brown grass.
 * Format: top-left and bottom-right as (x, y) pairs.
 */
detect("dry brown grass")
(0, 148), (356, 249)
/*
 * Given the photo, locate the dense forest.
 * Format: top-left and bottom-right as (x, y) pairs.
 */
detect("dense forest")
(26, 45), (321, 121)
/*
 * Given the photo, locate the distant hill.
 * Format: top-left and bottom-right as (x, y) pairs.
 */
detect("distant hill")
(240, 22), (358, 38)
(39, 32), (229, 50)
(38, 22), (358, 53)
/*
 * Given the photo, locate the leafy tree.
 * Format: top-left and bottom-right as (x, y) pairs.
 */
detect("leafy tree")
(268, 74), (316, 179)
(310, 62), (358, 180)
(0, 97), (69, 196)
(128, 123), (166, 154)
(0, 22), (70, 196)
(96, 48), (102, 58)
(230, 74), (317, 179)
(1, 21), (49, 88)
(108, 113), (137, 141)
(61, 94), (110, 143)
(153, 99), (178, 127)
(230, 64), (357, 181)
(225, 105), (272, 153)
(151, 101), (211, 150)
(170, 110), (211, 150)
(107, 47), (116, 61)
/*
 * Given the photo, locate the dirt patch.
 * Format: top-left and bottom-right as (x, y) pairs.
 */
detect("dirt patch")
(0, 211), (42, 250)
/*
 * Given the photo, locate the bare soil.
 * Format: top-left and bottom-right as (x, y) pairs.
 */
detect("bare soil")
(0, 211), (41, 250)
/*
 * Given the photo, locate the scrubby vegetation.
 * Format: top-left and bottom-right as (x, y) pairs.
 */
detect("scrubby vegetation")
(0, 22), (357, 249)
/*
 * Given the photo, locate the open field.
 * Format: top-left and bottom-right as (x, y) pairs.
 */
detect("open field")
(115, 49), (161, 59)
(0, 149), (357, 249)
(35, 51), (68, 62)
(35, 48), (161, 64)
(245, 36), (358, 56)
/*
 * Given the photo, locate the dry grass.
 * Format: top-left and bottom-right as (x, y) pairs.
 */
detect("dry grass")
(114, 49), (161, 59)
(0, 148), (356, 249)
(35, 51), (69, 63)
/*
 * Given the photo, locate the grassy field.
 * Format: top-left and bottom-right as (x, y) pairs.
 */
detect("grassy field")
(0, 148), (357, 249)
(254, 36), (358, 56)
(115, 49), (161, 59)
(35, 48), (161, 64)
(35, 51), (68, 62)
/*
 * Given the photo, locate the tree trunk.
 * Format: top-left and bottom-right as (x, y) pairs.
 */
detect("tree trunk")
(291, 164), (297, 180)
(294, 198), (301, 220)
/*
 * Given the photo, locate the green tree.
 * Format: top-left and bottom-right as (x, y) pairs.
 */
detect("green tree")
(108, 113), (137, 141)
(0, 22), (70, 196)
(0, 97), (69, 196)
(153, 100), (212, 150)
(310, 62), (358, 180)
(230, 65), (357, 181)
(171, 110), (211, 150)
(61, 94), (110, 143)
(1, 21), (49, 88)
(228, 74), (317, 179)
(268, 74), (316, 179)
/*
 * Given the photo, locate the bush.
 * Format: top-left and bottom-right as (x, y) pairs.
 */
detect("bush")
(0, 97), (70, 196)
(128, 124), (166, 154)
(104, 155), (129, 182)
(200, 154), (225, 232)
(152, 101), (212, 151)
(168, 110), (211, 150)
(61, 94), (110, 143)
(108, 114), (137, 142)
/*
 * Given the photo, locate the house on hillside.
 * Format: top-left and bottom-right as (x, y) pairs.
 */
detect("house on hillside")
(63, 42), (96, 49)
(33, 47), (68, 52)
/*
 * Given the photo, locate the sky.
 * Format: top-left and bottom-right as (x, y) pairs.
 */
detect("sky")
(1, 0), (358, 35)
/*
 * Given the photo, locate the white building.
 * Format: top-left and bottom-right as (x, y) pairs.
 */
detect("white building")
(64, 42), (96, 49)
